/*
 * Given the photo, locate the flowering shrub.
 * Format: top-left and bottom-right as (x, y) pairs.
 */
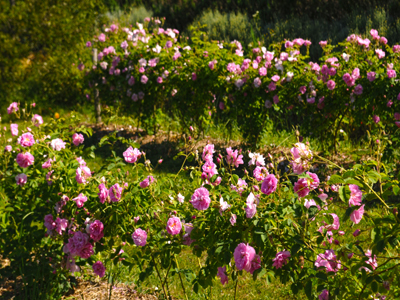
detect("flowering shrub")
(84, 22), (400, 148)
(2, 103), (400, 299)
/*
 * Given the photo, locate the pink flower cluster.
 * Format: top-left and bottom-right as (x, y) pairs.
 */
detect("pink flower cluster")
(44, 214), (68, 236)
(348, 184), (364, 224)
(290, 143), (313, 174)
(226, 147), (244, 168)
(294, 172), (319, 197)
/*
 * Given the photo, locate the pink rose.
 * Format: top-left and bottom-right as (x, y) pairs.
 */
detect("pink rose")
(72, 193), (87, 208)
(233, 243), (256, 272)
(272, 250), (291, 269)
(166, 217), (182, 235)
(190, 187), (211, 210)
(15, 173), (27, 186)
(50, 138), (66, 151)
(72, 133), (84, 146)
(10, 124), (18, 136)
(18, 133), (35, 147)
(89, 220), (104, 242)
(109, 183), (122, 202)
(92, 261), (106, 277)
(132, 228), (147, 246)
(261, 174), (278, 195)
(123, 146), (142, 163)
(16, 152), (35, 168)
(98, 183), (109, 204)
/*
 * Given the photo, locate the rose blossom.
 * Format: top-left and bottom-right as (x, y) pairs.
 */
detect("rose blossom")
(18, 133), (35, 147)
(166, 217), (182, 235)
(72, 133), (84, 146)
(32, 114), (43, 127)
(245, 193), (257, 218)
(190, 187), (211, 210)
(67, 231), (89, 255)
(15, 173), (27, 186)
(233, 243), (256, 272)
(98, 183), (109, 204)
(89, 220), (104, 242)
(16, 152), (35, 168)
(51, 138), (66, 151)
(72, 193), (87, 208)
(10, 124), (18, 136)
(92, 261), (106, 277)
(123, 146), (142, 163)
(132, 228), (147, 246)
(253, 166), (268, 181)
(272, 250), (291, 269)
(350, 204), (365, 224)
(7, 102), (19, 114)
(55, 218), (68, 235)
(76, 166), (91, 184)
(217, 266), (228, 285)
(261, 174), (278, 195)
(140, 175), (155, 188)
(226, 147), (244, 168)
(109, 183), (122, 202)
(5, 145), (12, 152)
(348, 184), (362, 206)
(319, 289), (329, 300)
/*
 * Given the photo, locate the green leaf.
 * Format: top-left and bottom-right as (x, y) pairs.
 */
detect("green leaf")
(327, 174), (344, 185)
(371, 281), (378, 293)
(304, 280), (312, 299)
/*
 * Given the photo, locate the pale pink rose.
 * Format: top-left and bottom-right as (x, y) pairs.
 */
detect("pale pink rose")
(15, 173), (27, 186)
(92, 261), (106, 277)
(319, 41), (327, 47)
(72, 133), (84, 146)
(10, 124), (18, 136)
(123, 146), (142, 163)
(388, 69), (397, 78)
(166, 217), (182, 235)
(272, 250), (291, 269)
(132, 228), (147, 246)
(5, 145), (12, 152)
(72, 193), (87, 208)
(76, 166), (91, 184)
(16, 152), (34, 168)
(18, 133), (35, 147)
(31, 114), (43, 127)
(98, 33), (106, 42)
(51, 138), (66, 151)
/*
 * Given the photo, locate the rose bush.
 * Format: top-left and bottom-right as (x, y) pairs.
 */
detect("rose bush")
(83, 22), (400, 149)
(1, 103), (400, 299)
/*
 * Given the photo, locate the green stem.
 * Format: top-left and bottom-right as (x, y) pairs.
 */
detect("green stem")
(175, 256), (188, 300)
(151, 254), (168, 300)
